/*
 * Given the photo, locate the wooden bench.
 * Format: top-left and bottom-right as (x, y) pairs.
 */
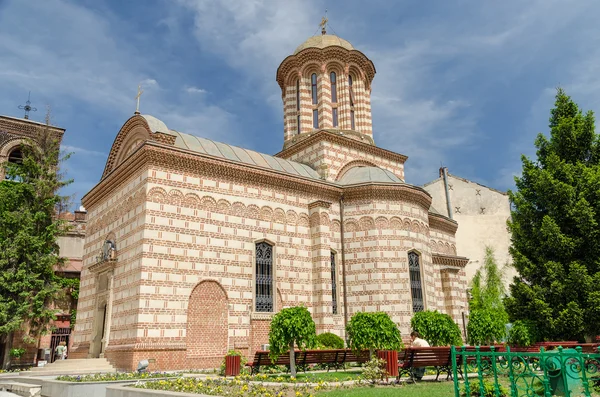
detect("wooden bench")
(397, 346), (453, 382)
(246, 349), (370, 375)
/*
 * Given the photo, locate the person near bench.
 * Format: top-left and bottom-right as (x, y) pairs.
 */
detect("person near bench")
(410, 331), (430, 380)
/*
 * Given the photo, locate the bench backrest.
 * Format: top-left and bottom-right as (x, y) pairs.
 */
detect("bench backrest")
(250, 349), (370, 367)
(404, 347), (452, 367)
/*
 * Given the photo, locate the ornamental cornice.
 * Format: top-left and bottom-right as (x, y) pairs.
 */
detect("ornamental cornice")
(342, 184), (432, 210)
(308, 200), (332, 210)
(276, 129), (408, 164)
(428, 212), (459, 234)
(432, 253), (469, 269)
(102, 115), (153, 178)
(276, 46), (376, 90)
(87, 259), (117, 273)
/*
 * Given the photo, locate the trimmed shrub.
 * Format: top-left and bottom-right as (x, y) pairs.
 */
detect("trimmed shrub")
(507, 320), (533, 347)
(316, 332), (344, 349)
(346, 312), (403, 355)
(467, 309), (507, 345)
(411, 310), (463, 346)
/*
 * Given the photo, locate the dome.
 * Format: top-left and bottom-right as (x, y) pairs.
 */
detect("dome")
(337, 166), (402, 185)
(293, 34), (354, 54)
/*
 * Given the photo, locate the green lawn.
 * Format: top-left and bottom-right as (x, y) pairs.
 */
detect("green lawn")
(316, 381), (455, 397)
(265, 370), (362, 382)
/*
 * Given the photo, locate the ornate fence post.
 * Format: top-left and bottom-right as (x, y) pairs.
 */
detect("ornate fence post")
(475, 346), (485, 396)
(558, 346), (571, 397)
(540, 347), (552, 397)
(576, 346), (591, 396)
(490, 346), (501, 397)
(462, 346), (471, 396)
(452, 346), (460, 397)
(506, 345), (518, 397)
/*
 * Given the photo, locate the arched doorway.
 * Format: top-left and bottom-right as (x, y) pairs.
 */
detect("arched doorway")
(186, 281), (228, 358)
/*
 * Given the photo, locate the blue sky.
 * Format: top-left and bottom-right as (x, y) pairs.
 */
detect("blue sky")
(2, 0), (599, 208)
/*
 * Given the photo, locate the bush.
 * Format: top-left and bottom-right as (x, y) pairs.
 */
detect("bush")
(411, 310), (463, 346)
(359, 357), (387, 384)
(218, 350), (248, 376)
(346, 312), (403, 354)
(468, 309), (508, 345)
(507, 320), (532, 347)
(316, 332), (344, 349)
(9, 348), (25, 359)
(461, 379), (508, 397)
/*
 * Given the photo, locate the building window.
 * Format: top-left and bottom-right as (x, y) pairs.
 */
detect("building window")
(348, 75), (355, 106)
(332, 108), (338, 127)
(331, 251), (338, 314)
(255, 242), (273, 312)
(7, 148), (23, 164)
(408, 252), (424, 313)
(313, 109), (319, 129)
(311, 73), (318, 105)
(296, 79), (300, 110)
(350, 110), (355, 130)
(330, 72), (337, 103)
(297, 115), (301, 135)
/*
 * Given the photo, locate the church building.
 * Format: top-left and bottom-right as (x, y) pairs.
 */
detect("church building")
(72, 31), (469, 371)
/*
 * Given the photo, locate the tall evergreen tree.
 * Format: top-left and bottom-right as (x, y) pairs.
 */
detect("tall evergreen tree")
(0, 114), (72, 367)
(506, 88), (600, 342)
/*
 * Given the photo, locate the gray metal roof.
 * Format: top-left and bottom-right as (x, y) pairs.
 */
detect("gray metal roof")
(337, 166), (402, 185)
(168, 129), (321, 180)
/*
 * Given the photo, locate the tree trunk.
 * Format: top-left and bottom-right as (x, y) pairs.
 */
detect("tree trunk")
(1, 332), (14, 370)
(289, 340), (296, 377)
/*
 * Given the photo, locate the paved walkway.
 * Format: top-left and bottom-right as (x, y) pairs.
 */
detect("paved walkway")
(0, 391), (19, 397)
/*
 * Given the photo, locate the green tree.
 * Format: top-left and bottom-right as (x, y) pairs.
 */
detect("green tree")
(346, 312), (403, 357)
(410, 310), (462, 346)
(0, 117), (72, 368)
(506, 88), (600, 342)
(316, 332), (344, 349)
(268, 306), (317, 377)
(467, 247), (508, 344)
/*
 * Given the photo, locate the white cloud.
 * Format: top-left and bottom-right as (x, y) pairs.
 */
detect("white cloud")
(185, 86), (207, 94)
(62, 145), (107, 157)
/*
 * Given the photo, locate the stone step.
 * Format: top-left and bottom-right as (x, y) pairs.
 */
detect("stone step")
(0, 381), (41, 397)
(20, 358), (116, 376)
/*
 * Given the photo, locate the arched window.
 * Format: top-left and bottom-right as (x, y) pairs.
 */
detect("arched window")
(255, 242), (274, 312)
(7, 148), (23, 164)
(311, 73), (318, 105)
(331, 72), (338, 127)
(408, 252), (424, 312)
(296, 79), (301, 135)
(330, 72), (337, 103)
(349, 75), (355, 130)
(331, 251), (338, 314)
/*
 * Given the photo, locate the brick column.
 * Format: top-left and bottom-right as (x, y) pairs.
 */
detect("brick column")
(308, 200), (332, 333)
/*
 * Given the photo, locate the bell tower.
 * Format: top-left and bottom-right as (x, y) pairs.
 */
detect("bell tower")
(276, 29), (376, 151)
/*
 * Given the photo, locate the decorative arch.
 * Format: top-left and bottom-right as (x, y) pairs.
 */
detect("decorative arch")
(217, 199), (231, 213)
(103, 116), (152, 178)
(0, 138), (29, 158)
(335, 160), (378, 181)
(186, 280), (228, 358)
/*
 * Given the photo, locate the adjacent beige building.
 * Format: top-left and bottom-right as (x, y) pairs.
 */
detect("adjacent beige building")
(423, 168), (514, 288)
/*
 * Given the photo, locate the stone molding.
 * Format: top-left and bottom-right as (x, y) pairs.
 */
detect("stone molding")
(276, 129), (408, 163)
(428, 212), (459, 234)
(432, 253), (469, 268)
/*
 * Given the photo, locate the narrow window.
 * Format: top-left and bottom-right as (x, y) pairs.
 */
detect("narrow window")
(330, 72), (337, 103)
(333, 108), (338, 127)
(313, 109), (319, 129)
(348, 75), (354, 106)
(408, 252), (424, 313)
(311, 73), (318, 105)
(350, 110), (355, 130)
(255, 242), (273, 312)
(296, 79), (300, 110)
(331, 252), (338, 314)
(297, 115), (301, 135)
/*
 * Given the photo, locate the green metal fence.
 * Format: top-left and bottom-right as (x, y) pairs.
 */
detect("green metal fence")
(451, 345), (600, 397)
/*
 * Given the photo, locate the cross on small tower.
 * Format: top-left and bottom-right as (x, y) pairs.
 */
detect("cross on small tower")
(18, 92), (37, 120)
(320, 10), (328, 35)
(135, 84), (143, 115)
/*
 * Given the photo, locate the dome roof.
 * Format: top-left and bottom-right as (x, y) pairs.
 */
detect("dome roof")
(294, 34), (354, 54)
(337, 166), (402, 185)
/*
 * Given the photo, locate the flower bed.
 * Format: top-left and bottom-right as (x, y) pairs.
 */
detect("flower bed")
(133, 376), (332, 397)
(57, 372), (180, 382)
